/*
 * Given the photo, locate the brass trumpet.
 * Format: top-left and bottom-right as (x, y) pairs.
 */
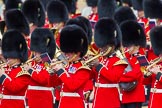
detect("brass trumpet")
(143, 57), (162, 76)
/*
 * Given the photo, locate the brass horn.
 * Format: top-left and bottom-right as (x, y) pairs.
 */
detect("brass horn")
(143, 57), (162, 76)
(83, 46), (113, 66)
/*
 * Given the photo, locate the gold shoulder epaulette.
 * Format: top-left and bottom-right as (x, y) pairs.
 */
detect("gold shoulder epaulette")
(16, 71), (30, 78)
(113, 60), (128, 66)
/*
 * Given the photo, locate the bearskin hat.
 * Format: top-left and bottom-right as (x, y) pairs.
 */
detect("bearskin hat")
(76, 16), (92, 45)
(98, 0), (117, 19)
(60, 0), (77, 14)
(143, 0), (162, 19)
(131, 0), (143, 11)
(114, 6), (137, 25)
(60, 25), (88, 57)
(5, 9), (30, 36)
(2, 30), (28, 63)
(120, 20), (146, 47)
(22, 0), (45, 27)
(30, 28), (56, 59)
(66, 16), (92, 45)
(94, 18), (122, 49)
(150, 26), (162, 56)
(5, 0), (22, 11)
(86, 0), (98, 7)
(47, 0), (69, 23)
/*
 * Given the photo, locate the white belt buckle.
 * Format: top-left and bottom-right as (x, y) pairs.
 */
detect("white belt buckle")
(0, 94), (3, 99)
(152, 88), (157, 93)
(95, 83), (100, 87)
(60, 92), (63, 97)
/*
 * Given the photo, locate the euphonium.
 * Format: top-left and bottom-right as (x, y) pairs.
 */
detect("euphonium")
(143, 57), (162, 76)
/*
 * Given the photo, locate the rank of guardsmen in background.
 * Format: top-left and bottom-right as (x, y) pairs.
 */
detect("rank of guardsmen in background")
(0, 0), (162, 108)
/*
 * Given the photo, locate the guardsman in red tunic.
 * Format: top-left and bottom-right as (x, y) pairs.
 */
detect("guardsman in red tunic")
(0, 30), (30, 108)
(143, 26), (162, 108)
(47, 1), (69, 107)
(23, 28), (56, 108)
(119, 20), (146, 108)
(5, 9), (32, 59)
(66, 16), (97, 107)
(52, 25), (91, 108)
(131, 0), (151, 48)
(91, 18), (128, 108)
(47, 0), (69, 48)
(143, 0), (162, 26)
(143, 0), (162, 62)
(22, 0), (46, 60)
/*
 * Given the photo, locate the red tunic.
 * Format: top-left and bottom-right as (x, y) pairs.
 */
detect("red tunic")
(143, 51), (162, 108)
(26, 37), (32, 59)
(0, 66), (30, 108)
(71, 13), (81, 19)
(119, 52), (145, 103)
(57, 61), (91, 108)
(43, 18), (50, 28)
(25, 61), (54, 108)
(138, 17), (150, 43)
(92, 55), (127, 108)
(88, 13), (98, 29)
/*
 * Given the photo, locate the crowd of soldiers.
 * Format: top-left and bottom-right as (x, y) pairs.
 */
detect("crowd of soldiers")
(0, 0), (162, 108)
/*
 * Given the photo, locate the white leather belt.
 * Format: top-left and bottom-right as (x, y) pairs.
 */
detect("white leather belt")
(28, 85), (54, 91)
(151, 88), (162, 93)
(95, 83), (119, 88)
(60, 92), (80, 97)
(0, 94), (24, 100)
